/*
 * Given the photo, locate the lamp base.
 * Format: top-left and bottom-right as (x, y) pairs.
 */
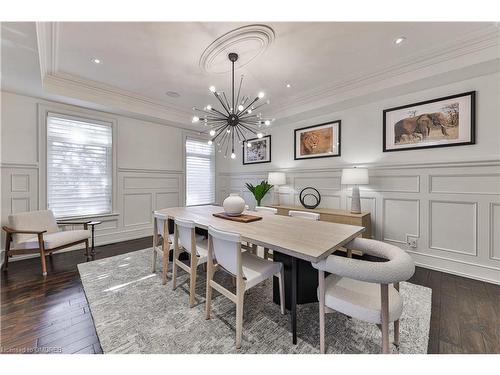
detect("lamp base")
(350, 185), (361, 214)
(273, 187), (280, 206)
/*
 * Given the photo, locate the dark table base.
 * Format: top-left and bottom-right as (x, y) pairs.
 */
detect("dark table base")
(272, 251), (319, 344)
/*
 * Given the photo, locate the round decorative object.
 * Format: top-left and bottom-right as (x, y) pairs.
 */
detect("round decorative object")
(199, 24), (275, 74)
(223, 194), (246, 216)
(299, 187), (321, 209)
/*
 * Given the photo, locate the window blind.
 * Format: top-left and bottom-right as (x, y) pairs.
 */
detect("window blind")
(185, 138), (215, 206)
(47, 113), (113, 218)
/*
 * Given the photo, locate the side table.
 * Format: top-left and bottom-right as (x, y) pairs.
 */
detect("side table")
(87, 221), (102, 260)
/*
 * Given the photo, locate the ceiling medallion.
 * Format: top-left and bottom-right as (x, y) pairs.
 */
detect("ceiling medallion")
(192, 52), (274, 160)
(199, 24), (275, 74)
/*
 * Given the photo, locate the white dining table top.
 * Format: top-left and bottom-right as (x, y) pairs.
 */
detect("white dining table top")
(154, 205), (365, 263)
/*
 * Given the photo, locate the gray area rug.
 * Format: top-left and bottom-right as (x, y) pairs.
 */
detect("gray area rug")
(78, 248), (431, 354)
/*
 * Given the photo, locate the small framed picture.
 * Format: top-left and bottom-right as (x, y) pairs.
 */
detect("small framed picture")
(294, 120), (341, 160)
(242, 135), (271, 165)
(383, 91), (475, 152)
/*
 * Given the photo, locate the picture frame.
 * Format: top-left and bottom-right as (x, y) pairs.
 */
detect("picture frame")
(383, 91), (475, 152)
(294, 120), (341, 160)
(242, 135), (271, 165)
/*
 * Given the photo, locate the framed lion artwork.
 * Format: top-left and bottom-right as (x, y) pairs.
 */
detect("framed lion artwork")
(294, 120), (341, 160)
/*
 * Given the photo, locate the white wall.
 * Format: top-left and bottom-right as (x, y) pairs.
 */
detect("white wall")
(1, 91), (186, 259)
(216, 72), (500, 284)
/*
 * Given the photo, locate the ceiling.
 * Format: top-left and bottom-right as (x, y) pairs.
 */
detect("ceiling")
(2, 22), (499, 129)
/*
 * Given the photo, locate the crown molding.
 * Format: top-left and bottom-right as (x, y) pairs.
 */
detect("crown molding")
(35, 22), (191, 127)
(35, 22), (500, 128)
(271, 25), (500, 119)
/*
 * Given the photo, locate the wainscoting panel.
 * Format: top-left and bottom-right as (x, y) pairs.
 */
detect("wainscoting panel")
(383, 198), (420, 244)
(365, 175), (420, 193)
(429, 200), (478, 256)
(123, 193), (153, 227)
(429, 174), (500, 195)
(217, 160), (500, 284)
(490, 203), (500, 261)
(1, 165), (184, 265)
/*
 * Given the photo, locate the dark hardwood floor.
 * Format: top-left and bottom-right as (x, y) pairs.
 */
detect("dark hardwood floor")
(1, 236), (499, 354)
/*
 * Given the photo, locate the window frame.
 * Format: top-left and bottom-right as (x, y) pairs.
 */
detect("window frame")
(183, 132), (216, 207)
(38, 103), (118, 220)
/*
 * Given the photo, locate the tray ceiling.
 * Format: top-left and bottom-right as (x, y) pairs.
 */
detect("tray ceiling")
(2, 22), (499, 128)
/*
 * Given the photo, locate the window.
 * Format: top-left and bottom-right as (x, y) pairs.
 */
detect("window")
(185, 137), (215, 206)
(47, 113), (113, 218)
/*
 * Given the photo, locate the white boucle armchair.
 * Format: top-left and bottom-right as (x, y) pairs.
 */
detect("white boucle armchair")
(2, 210), (91, 276)
(312, 237), (415, 354)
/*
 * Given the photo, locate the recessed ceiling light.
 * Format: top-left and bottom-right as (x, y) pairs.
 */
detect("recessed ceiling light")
(166, 91), (180, 98)
(394, 37), (406, 45)
(286, 83), (291, 88)
(92, 58), (102, 64)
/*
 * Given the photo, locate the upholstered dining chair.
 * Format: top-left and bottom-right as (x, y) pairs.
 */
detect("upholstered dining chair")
(205, 225), (285, 349)
(311, 238), (415, 354)
(2, 210), (91, 276)
(288, 210), (320, 221)
(152, 212), (174, 284)
(254, 206), (278, 259)
(172, 218), (209, 307)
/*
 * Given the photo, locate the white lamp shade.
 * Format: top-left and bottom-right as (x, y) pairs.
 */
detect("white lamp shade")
(268, 172), (286, 185)
(341, 168), (369, 185)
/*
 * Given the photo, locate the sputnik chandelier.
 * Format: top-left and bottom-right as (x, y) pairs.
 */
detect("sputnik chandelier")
(192, 52), (273, 159)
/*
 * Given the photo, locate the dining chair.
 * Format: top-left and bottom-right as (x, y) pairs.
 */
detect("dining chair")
(311, 238), (415, 354)
(152, 213), (174, 284)
(205, 225), (285, 349)
(172, 218), (209, 307)
(254, 206), (278, 259)
(288, 210), (320, 221)
(255, 206), (278, 215)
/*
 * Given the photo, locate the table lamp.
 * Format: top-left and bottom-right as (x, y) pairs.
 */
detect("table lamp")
(341, 168), (369, 214)
(268, 172), (286, 206)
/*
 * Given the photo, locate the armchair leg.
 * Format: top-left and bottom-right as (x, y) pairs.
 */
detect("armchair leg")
(381, 284), (390, 354)
(152, 217), (158, 273)
(3, 233), (11, 271)
(394, 320), (400, 347)
(37, 233), (48, 277)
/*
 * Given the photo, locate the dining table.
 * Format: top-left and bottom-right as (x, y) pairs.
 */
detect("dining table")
(153, 204), (365, 344)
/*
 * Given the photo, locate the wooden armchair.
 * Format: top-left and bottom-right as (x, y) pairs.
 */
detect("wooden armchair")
(2, 210), (91, 276)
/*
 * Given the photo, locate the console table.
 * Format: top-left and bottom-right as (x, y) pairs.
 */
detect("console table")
(267, 204), (372, 239)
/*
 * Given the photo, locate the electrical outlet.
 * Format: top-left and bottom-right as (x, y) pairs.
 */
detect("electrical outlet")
(406, 235), (418, 248)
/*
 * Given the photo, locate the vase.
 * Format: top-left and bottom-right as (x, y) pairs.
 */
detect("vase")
(223, 194), (246, 216)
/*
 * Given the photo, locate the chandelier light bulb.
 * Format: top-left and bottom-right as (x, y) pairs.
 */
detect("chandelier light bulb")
(209, 86), (216, 92)
(247, 142), (252, 147)
(206, 105), (212, 110)
(192, 116), (199, 123)
(208, 140), (213, 145)
(258, 92), (265, 99)
(264, 120), (271, 126)
(226, 129), (231, 133)
(257, 133), (263, 139)
(209, 129), (216, 136)
(238, 105), (244, 111)
(230, 153), (236, 159)
(247, 109), (252, 114)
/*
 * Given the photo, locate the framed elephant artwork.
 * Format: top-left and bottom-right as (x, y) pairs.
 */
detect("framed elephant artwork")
(383, 91), (475, 152)
(294, 120), (341, 160)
